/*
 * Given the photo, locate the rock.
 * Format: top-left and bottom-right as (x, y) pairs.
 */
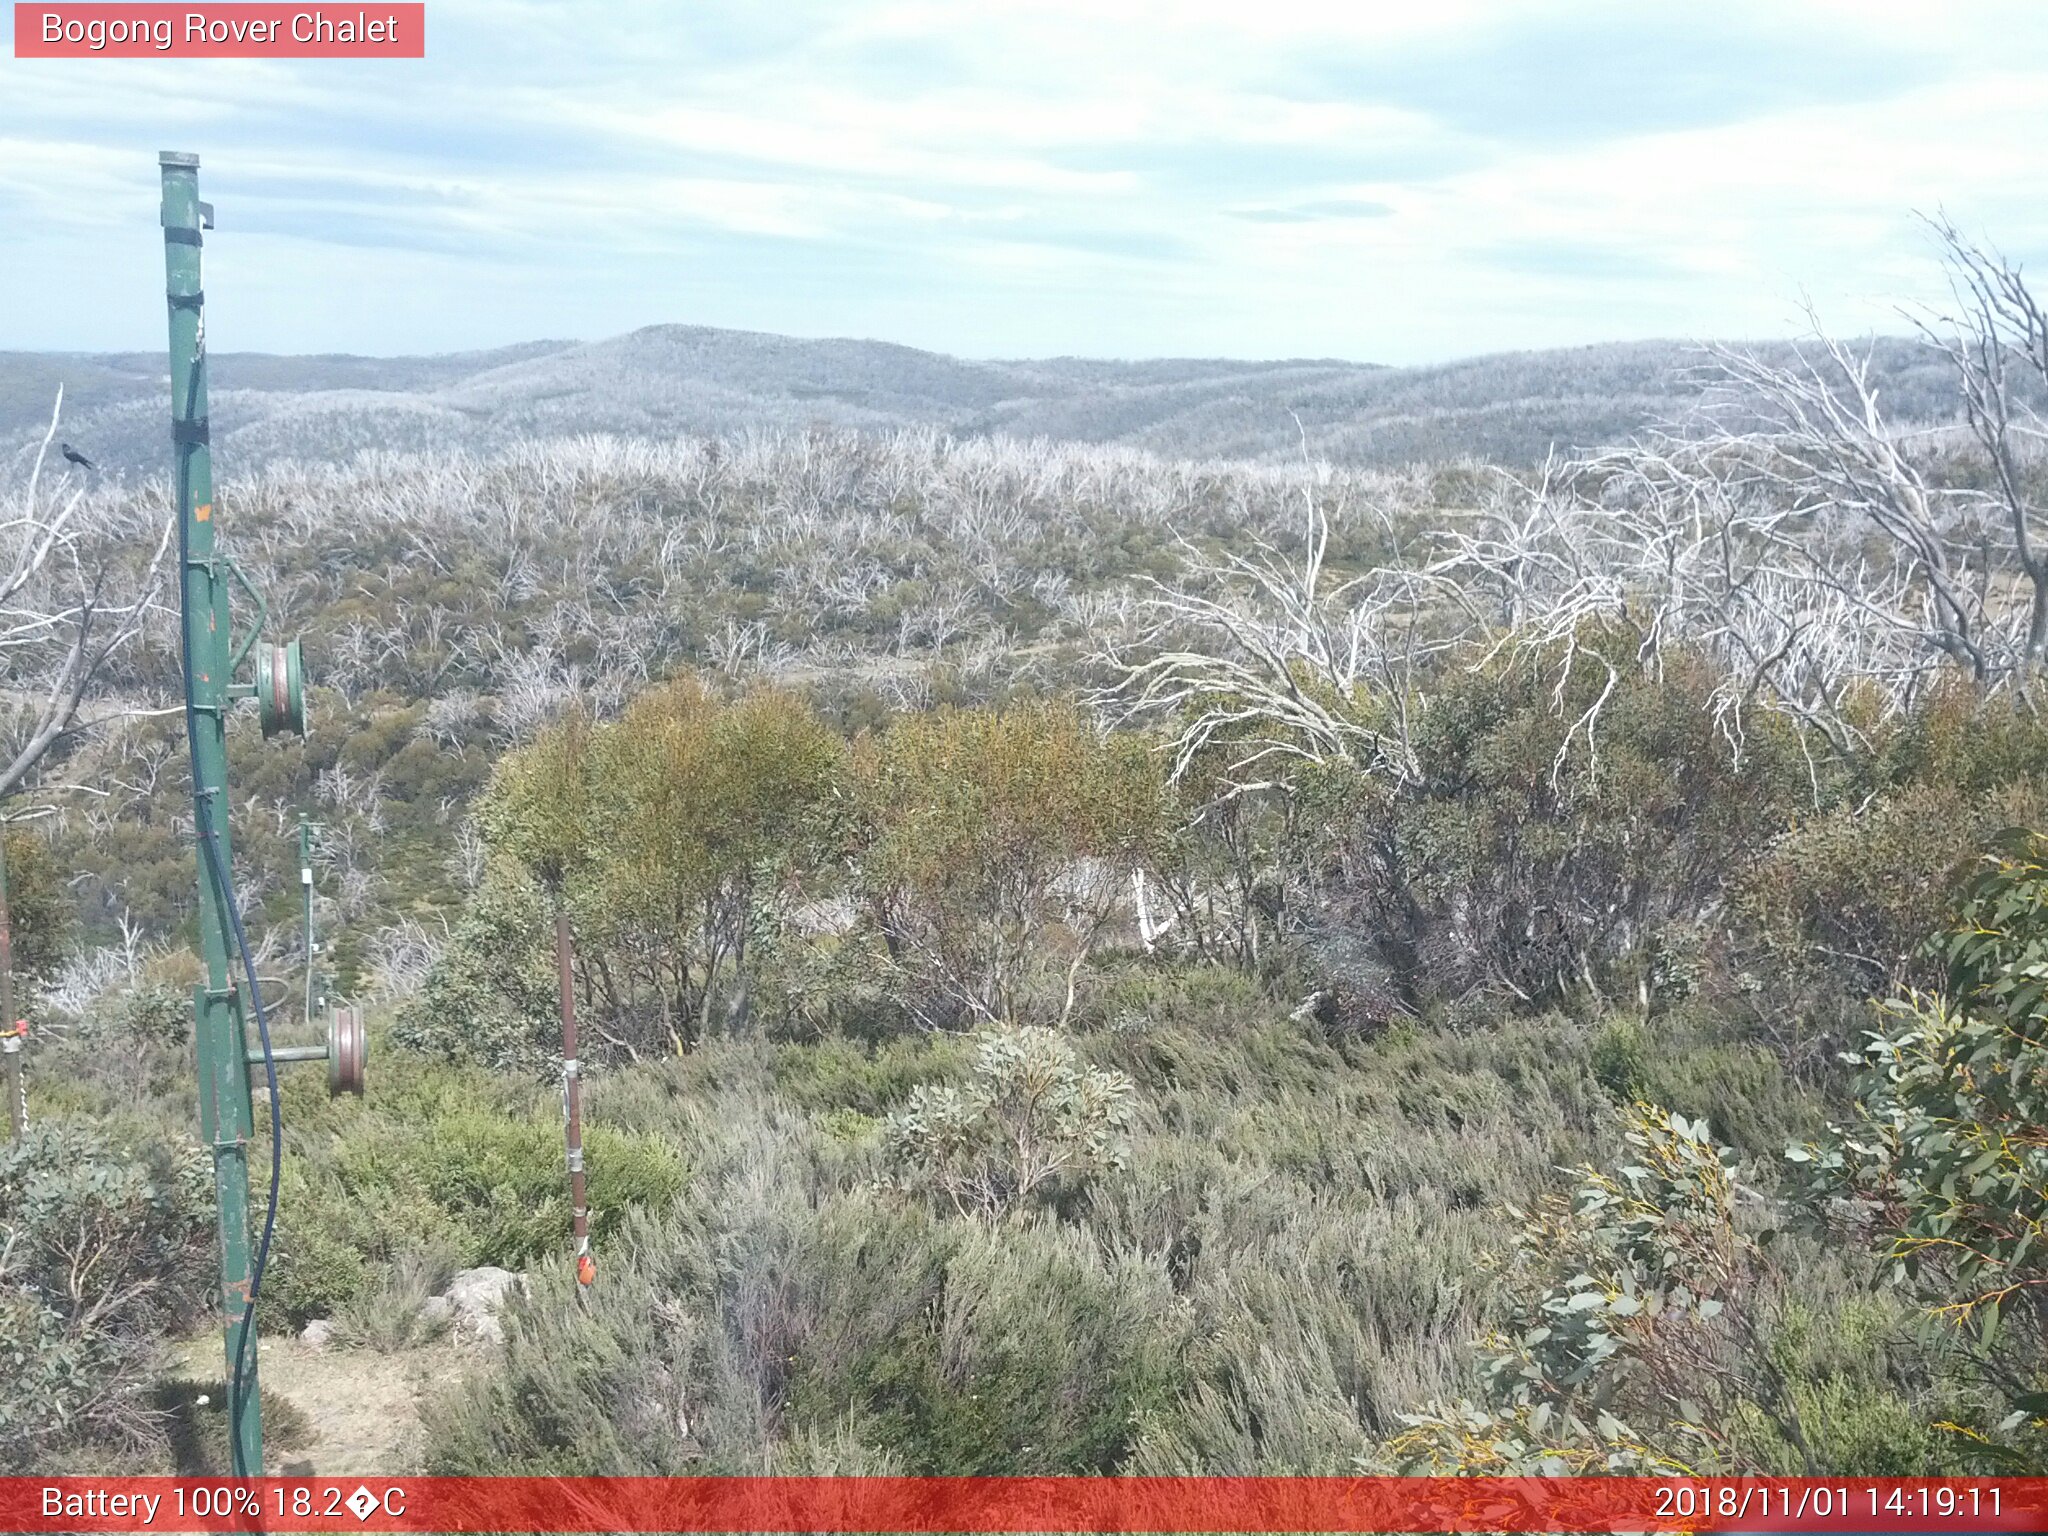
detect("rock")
(446, 1264), (524, 1312)
(420, 1294), (455, 1328)
(300, 1318), (336, 1351)
(443, 1266), (526, 1344)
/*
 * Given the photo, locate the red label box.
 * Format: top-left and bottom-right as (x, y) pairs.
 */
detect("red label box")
(13, 3), (425, 57)
(4, 1477), (2048, 1533)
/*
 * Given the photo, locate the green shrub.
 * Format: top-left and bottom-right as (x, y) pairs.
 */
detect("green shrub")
(405, 1112), (683, 1268)
(1739, 778), (2048, 994)
(816, 1107), (881, 1143)
(883, 1026), (1137, 1220)
(1588, 1003), (1826, 1160)
(1872, 678), (2048, 796)
(476, 678), (849, 1058)
(393, 860), (557, 1072)
(1334, 642), (1804, 1010)
(267, 1049), (685, 1324)
(118, 986), (191, 1048)
(1387, 1105), (1799, 1475)
(852, 701), (1168, 1027)
(1, 826), (72, 988)
(1081, 960), (1270, 1036)
(782, 1212), (1191, 1473)
(1789, 830), (2048, 1466)
(0, 1121), (211, 1470)
(769, 1032), (969, 1115)
(1589, 1015), (1648, 1097)
(264, 1212), (376, 1328)
(1630, 1031), (1823, 1161)
(1755, 1282), (1983, 1476)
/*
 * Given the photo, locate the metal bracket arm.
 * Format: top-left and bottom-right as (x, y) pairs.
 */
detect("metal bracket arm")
(223, 556), (269, 677)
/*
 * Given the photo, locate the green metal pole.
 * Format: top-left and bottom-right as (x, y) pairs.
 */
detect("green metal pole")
(161, 150), (263, 1477)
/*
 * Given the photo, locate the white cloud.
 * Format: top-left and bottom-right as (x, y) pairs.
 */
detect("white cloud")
(4, 1), (2048, 360)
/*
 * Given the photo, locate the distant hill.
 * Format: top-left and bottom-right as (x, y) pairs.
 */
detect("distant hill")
(0, 325), (1958, 478)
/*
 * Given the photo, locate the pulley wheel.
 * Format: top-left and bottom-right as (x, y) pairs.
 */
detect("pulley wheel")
(327, 1005), (366, 1097)
(259, 638), (308, 738)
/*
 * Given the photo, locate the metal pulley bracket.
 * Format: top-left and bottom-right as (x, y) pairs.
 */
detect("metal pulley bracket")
(259, 638), (307, 738)
(328, 1005), (366, 1097)
(247, 1001), (364, 1097)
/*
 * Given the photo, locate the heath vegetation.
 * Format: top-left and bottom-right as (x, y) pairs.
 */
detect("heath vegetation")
(10, 225), (2048, 1475)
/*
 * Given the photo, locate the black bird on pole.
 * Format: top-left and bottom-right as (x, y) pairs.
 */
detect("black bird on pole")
(60, 443), (93, 470)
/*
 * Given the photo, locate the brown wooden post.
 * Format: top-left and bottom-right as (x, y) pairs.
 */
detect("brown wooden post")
(556, 908), (593, 1295)
(0, 824), (21, 1141)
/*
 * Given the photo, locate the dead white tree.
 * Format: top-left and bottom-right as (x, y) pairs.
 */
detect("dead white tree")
(1912, 214), (2048, 676)
(1102, 483), (1445, 796)
(1425, 222), (2048, 778)
(1695, 327), (2003, 693)
(1, 391), (173, 800)
(1424, 441), (1920, 778)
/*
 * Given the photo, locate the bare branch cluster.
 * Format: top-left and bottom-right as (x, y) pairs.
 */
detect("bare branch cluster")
(1104, 223), (2048, 797)
(0, 392), (173, 799)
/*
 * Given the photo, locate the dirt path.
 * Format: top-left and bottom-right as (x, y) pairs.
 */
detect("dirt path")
(167, 1334), (477, 1475)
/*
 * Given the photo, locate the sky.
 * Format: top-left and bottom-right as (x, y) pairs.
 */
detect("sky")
(5, 0), (2048, 363)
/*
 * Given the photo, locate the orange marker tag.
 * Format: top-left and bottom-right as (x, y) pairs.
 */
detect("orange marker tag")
(196, 503), (213, 521)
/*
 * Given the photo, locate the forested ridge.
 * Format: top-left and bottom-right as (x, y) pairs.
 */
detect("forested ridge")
(0, 329), (1969, 479)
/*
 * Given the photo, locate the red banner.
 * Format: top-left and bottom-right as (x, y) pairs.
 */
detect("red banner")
(4, 1477), (2047, 1533)
(12, 4), (424, 57)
